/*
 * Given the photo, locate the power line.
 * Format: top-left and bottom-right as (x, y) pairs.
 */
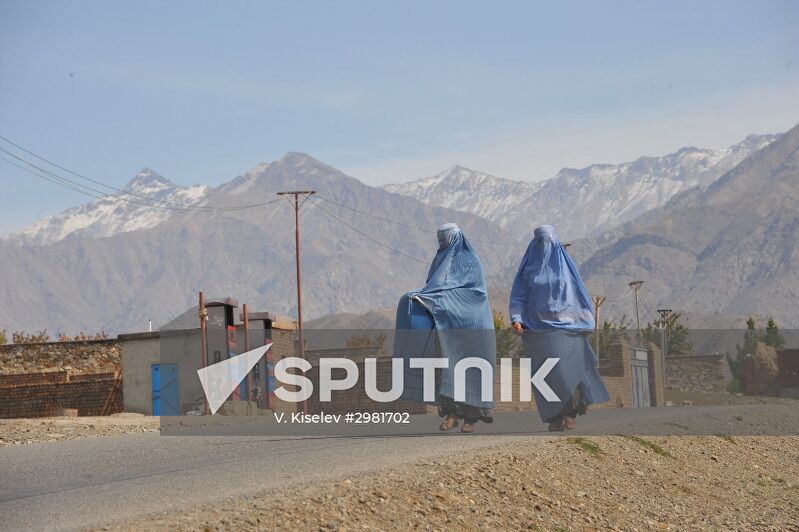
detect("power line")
(604, 284), (635, 303)
(0, 153), (120, 203)
(0, 136), (278, 211)
(638, 289), (660, 325)
(310, 199), (428, 264)
(316, 195), (520, 247)
(0, 135), (220, 210)
(0, 146), (281, 212)
(0, 148), (204, 212)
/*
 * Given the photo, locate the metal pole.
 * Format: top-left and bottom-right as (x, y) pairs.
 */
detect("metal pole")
(294, 194), (304, 361)
(657, 309), (672, 359)
(243, 303), (253, 406)
(657, 309), (672, 375)
(199, 291), (209, 415)
(629, 281), (644, 343)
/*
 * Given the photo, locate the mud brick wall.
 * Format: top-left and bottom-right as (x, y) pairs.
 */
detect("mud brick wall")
(0, 339), (121, 375)
(0, 370), (69, 387)
(647, 343), (666, 406)
(595, 341), (633, 409)
(0, 371), (121, 418)
(666, 354), (726, 393)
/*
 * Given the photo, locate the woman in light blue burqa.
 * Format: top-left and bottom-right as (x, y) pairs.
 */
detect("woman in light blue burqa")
(395, 223), (496, 433)
(510, 225), (609, 431)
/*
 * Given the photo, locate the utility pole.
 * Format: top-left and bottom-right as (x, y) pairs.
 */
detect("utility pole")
(629, 281), (644, 341)
(277, 190), (315, 413)
(657, 308), (673, 358)
(591, 295), (606, 356)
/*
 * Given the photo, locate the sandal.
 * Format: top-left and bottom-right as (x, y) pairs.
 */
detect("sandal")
(564, 416), (576, 430)
(439, 415), (459, 431)
(548, 418), (566, 432)
(461, 422), (476, 434)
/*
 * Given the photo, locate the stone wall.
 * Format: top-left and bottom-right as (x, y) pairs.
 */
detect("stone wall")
(666, 354), (726, 393)
(0, 370), (121, 418)
(0, 339), (120, 375)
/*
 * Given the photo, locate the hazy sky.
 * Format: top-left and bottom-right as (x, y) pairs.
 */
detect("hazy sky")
(1, 0), (798, 234)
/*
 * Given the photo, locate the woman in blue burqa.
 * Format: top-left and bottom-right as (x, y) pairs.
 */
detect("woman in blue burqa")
(509, 225), (610, 431)
(395, 223), (496, 433)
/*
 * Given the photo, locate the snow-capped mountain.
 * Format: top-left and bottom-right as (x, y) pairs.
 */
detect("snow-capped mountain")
(3, 169), (208, 245)
(384, 133), (779, 240)
(0, 128), (796, 336)
(384, 166), (540, 228)
(0, 153), (517, 334)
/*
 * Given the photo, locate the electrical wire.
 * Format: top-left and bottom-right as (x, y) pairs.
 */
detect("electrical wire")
(0, 137), (279, 211)
(0, 146), (282, 212)
(0, 149), (207, 212)
(310, 199), (428, 264)
(316, 195), (521, 247)
(602, 284), (635, 304)
(638, 289), (661, 325)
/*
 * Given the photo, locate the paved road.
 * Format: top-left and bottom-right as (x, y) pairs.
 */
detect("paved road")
(1, 404), (796, 531)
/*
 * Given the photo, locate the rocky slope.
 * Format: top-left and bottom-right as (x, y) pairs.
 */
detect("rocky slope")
(577, 125), (799, 327)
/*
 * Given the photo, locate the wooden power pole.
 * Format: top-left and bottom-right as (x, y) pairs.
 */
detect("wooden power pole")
(591, 295), (606, 356)
(277, 190), (315, 412)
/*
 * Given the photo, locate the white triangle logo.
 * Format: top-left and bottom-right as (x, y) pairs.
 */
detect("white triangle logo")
(197, 342), (271, 415)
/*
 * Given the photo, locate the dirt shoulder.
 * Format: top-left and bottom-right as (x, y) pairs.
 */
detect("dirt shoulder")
(0, 413), (158, 445)
(664, 389), (798, 406)
(103, 435), (799, 531)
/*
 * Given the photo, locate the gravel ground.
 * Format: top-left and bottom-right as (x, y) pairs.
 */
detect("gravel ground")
(0, 413), (158, 445)
(101, 435), (799, 531)
(664, 390), (799, 406)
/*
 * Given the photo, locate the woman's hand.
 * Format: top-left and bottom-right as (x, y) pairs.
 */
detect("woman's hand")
(512, 322), (523, 336)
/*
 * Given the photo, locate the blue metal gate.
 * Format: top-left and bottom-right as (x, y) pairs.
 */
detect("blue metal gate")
(152, 364), (179, 416)
(630, 350), (651, 408)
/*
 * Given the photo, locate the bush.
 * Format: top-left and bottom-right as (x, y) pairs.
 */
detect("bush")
(12, 330), (51, 344)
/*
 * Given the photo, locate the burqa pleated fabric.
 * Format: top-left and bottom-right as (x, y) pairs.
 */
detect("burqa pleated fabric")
(509, 225), (610, 422)
(395, 223), (496, 411)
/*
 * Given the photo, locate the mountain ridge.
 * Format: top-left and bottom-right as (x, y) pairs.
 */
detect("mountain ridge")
(384, 133), (779, 240)
(0, 130), (795, 335)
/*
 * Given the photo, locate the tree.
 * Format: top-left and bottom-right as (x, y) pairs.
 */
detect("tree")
(493, 311), (520, 358)
(764, 317), (785, 349)
(727, 316), (759, 388)
(594, 315), (632, 358)
(0, 329), (6, 344)
(643, 312), (692, 357)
